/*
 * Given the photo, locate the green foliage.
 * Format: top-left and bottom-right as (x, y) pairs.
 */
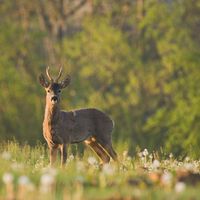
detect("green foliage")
(0, 0), (200, 157)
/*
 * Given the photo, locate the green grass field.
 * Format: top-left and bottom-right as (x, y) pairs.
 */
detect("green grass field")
(0, 141), (200, 200)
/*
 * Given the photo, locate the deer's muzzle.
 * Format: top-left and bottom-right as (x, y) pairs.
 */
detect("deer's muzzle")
(51, 96), (58, 103)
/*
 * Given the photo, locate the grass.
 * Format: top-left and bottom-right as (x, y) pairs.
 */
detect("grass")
(0, 141), (200, 200)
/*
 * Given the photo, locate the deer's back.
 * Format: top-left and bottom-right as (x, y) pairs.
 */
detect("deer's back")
(60, 108), (114, 143)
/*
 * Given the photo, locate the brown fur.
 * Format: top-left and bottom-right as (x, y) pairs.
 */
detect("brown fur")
(39, 67), (117, 166)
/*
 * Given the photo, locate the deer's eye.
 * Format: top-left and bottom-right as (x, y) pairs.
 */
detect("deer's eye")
(58, 90), (61, 93)
(47, 90), (50, 93)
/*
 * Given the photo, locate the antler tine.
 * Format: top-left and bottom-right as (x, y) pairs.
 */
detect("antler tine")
(46, 66), (53, 82)
(55, 67), (63, 82)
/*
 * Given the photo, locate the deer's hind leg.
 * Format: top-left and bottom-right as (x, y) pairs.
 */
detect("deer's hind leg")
(97, 140), (118, 162)
(84, 137), (110, 164)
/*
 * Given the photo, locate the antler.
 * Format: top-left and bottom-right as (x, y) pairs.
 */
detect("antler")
(55, 67), (63, 82)
(46, 66), (53, 82)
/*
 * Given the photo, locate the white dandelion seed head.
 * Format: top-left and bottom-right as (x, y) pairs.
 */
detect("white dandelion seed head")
(123, 150), (128, 158)
(185, 157), (190, 162)
(138, 152), (143, 158)
(175, 182), (186, 193)
(102, 163), (115, 176)
(87, 156), (97, 165)
(152, 160), (160, 169)
(149, 154), (153, 159)
(169, 153), (173, 158)
(2, 173), (13, 184)
(161, 172), (172, 185)
(40, 173), (54, 186)
(184, 163), (194, 171)
(143, 149), (149, 156)
(69, 154), (75, 161)
(18, 175), (30, 186)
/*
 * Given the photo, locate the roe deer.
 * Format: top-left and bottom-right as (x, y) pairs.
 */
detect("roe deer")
(39, 67), (118, 166)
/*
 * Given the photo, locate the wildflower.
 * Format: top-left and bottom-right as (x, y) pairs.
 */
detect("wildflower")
(184, 163), (194, 171)
(123, 150), (128, 158)
(169, 153), (173, 159)
(68, 154), (75, 161)
(142, 149), (148, 157)
(102, 164), (115, 176)
(2, 173), (13, 184)
(40, 173), (55, 193)
(149, 154), (153, 160)
(152, 160), (160, 169)
(87, 156), (97, 165)
(138, 152), (143, 158)
(175, 182), (186, 193)
(40, 174), (54, 186)
(1, 151), (11, 160)
(18, 176), (30, 186)
(161, 172), (172, 186)
(185, 157), (190, 162)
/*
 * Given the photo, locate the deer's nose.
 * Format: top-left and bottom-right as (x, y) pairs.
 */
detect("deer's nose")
(51, 96), (58, 103)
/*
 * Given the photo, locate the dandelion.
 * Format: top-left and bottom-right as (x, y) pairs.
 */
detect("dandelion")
(175, 182), (186, 193)
(161, 172), (172, 186)
(2, 173), (13, 184)
(138, 152), (143, 158)
(123, 150), (128, 158)
(169, 153), (173, 159)
(149, 154), (153, 160)
(143, 149), (149, 157)
(87, 156), (97, 165)
(185, 157), (190, 162)
(18, 176), (30, 186)
(1, 151), (11, 160)
(184, 163), (194, 171)
(152, 160), (160, 170)
(102, 164), (115, 176)
(2, 173), (14, 200)
(41, 174), (54, 186)
(40, 173), (55, 193)
(68, 154), (75, 161)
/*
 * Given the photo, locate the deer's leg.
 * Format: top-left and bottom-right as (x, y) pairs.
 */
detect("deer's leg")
(50, 147), (58, 166)
(85, 138), (110, 164)
(98, 141), (118, 161)
(60, 144), (67, 167)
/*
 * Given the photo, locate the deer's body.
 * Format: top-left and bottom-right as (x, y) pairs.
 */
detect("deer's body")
(43, 107), (113, 147)
(39, 67), (117, 166)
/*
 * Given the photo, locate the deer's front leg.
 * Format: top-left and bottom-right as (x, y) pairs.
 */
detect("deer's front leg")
(50, 147), (58, 166)
(60, 144), (68, 167)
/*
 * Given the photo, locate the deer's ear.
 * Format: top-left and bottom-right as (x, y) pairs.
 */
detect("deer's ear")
(39, 73), (49, 88)
(60, 75), (71, 89)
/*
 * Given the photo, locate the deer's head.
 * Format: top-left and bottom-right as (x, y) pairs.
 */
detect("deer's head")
(39, 67), (70, 105)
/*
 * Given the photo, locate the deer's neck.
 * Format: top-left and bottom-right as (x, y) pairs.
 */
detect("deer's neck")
(44, 102), (60, 125)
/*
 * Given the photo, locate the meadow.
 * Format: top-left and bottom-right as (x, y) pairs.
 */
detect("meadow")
(0, 142), (200, 200)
